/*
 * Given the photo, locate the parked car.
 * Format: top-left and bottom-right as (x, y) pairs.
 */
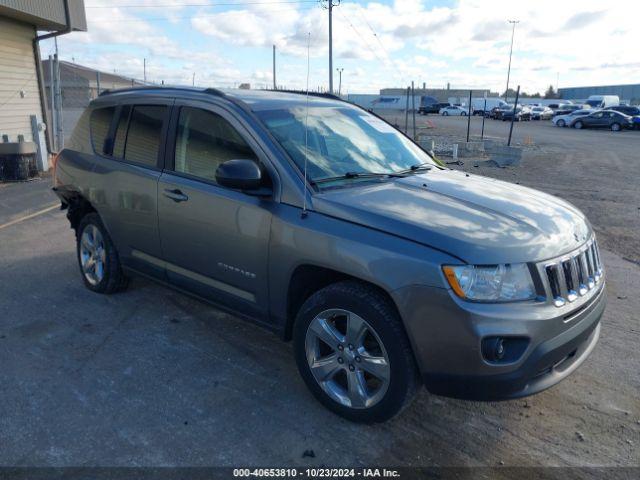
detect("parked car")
(605, 105), (640, 116)
(554, 104), (583, 116)
(501, 106), (531, 122)
(530, 106), (554, 120)
(439, 105), (468, 116)
(552, 109), (594, 127)
(53, 87), (606, 423)
(419, 102), (450, 115)
(570, 110), (633, 131)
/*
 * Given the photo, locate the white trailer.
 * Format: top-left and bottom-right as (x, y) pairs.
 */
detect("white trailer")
(471, 97), (509, 115)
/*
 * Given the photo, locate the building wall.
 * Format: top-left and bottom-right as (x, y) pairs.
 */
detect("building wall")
(559, 84), (640, 104)
(0, 16), (41, 143)
(0, 0), (87, 31)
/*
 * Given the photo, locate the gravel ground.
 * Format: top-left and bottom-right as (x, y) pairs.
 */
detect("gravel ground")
(0, 118), (639, 471)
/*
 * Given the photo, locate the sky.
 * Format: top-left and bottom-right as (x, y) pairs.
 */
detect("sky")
(42, 0), (639, 95)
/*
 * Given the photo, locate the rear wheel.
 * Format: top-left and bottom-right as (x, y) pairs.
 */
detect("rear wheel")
(76, 213), (128, 294)
(574, 121), (583, 129)
(461, 111), (467, 116)
(293, 281), (419, 423)
(557, 119), (566, 127)
(442, 111), (449, 116)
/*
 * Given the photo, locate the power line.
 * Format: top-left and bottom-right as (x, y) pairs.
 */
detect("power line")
(87, 0), (316, 8)
(334, 8), (389, 67)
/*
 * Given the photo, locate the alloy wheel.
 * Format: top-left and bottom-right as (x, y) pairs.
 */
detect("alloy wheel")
(305, 308), (391, 409)
(80, 224), (106, 286)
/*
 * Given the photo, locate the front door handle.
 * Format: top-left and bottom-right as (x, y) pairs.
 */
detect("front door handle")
(163, 188), (189, 203)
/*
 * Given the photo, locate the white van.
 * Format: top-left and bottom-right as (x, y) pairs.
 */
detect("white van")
(586, 95), (620, 108)
(471, 98), (509, 115)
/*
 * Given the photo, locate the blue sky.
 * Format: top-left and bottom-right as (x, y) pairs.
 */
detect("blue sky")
(43, 0), (638, 94)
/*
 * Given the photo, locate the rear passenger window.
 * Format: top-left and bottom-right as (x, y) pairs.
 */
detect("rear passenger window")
(90, 107), (115, 155)
(123, 105), (167, 167)
(112, 105), (131, 159)
(174, 107), (257, 182)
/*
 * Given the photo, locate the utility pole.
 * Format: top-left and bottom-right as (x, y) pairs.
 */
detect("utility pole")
(504, 19), (519, 103)
(143, 58), (147, 83)
(323, 0), (340, 93)
(273, 45), (276, 90)
(336, 68), (343, 96)
(192, 72), (195, 87)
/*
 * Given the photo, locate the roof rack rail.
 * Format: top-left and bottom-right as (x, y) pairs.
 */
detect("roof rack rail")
(264, 89), (342, 101)
(98, 85), (227, 97)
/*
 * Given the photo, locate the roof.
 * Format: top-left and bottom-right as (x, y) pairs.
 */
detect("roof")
(98, 86), (347, 111)
(42, 60), (144, 88)
(0, 0), (86, 31)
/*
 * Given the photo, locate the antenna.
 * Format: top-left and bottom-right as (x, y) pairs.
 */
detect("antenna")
(302, 31), (311, 219)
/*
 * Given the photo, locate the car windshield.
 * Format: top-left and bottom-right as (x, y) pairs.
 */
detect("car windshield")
(255, 105), (436, 183)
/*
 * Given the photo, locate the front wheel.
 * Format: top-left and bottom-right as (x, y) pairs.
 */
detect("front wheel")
(442, 111), (448, 116)
(76, 213), (129, 294)
(557, 119), (566, 127)
(574, 121), (583, 129)
(293, 281), (419, 423)
(611, 122), (621, 132)
(461, 111), (467, 116)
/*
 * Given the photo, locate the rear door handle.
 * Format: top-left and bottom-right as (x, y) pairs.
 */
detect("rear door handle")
(163, 188), (189, 203)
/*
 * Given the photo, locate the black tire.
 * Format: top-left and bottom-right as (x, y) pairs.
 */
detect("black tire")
(442, 111), (448, 116)
(574, 121), (583, 129)
(293, 281), (419, 423)
(557, 119), (566, 127)
(76, 213), (129, 294)
(611, 122), (621, 132)
(461, 111), (467, 116)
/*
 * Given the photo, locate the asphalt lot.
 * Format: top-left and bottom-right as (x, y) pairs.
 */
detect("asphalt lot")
(0, 117), (639, 469)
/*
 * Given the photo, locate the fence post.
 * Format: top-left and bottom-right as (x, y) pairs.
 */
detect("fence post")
(466, 90), (472, 142)
(481, 97), (487, 140)
(48, 55), (57, 152)
(411, 81), (417, 140)
(508, 85), (520, 146)
(404, 86), (410, 134)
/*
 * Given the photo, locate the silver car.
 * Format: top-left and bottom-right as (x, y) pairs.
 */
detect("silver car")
(553, 109), (595, 127)
(53, 88), (606, 422)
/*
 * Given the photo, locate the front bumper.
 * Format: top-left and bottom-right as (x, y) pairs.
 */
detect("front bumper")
(392, 282), (606, 401)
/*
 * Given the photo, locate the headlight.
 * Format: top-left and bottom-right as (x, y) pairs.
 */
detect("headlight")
(442, 264), (536, 302)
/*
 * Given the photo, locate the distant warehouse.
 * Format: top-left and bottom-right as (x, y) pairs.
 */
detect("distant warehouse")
(559, 84), (640, 105)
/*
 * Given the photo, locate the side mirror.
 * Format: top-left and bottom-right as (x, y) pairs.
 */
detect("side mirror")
(215, 159), (263, 191)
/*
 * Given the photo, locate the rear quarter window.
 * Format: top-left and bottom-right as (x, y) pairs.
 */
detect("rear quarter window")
(123, 105), (167, 168)
(90, 107), (116, 155)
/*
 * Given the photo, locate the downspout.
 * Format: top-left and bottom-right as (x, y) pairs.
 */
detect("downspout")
(32, 0), (72, 154)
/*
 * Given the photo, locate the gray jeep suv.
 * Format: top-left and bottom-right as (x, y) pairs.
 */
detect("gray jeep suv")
(53, 87), (606, 422)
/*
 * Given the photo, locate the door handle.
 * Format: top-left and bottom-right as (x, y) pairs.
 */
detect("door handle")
(163, 188), (189, 202)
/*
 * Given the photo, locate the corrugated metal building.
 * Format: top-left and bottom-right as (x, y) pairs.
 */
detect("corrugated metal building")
(559, 84), (640, 104)
(0, 0), (86, 169)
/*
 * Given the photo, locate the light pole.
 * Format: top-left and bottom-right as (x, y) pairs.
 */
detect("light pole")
(336, 68), (344, 96)
(504, 19), (519, 103)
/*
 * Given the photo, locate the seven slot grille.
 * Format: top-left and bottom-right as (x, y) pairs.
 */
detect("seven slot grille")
(544, 238), (603, 307)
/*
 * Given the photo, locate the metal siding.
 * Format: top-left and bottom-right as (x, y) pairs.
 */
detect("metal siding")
(559, 84), (640, 103)
(0, 17), (41, 142)
(0, 0), (86, 31)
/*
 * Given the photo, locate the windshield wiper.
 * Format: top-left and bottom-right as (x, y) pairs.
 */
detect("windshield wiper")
(395, 162), (433, 175)
(311, 171), (407, 185)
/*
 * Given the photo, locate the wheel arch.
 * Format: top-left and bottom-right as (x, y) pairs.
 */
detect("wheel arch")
(283, 264), (403, 343)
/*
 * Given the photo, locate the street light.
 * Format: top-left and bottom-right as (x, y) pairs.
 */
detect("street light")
(336, 67), (344, 96)
(504, 19), (519, 103)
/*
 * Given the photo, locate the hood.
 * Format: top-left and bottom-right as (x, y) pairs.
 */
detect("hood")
(313, 169), (591, 265)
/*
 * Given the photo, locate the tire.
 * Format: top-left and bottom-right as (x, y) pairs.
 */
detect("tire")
(461, 112), (467, 116)
(76, 213), (129, 294)
(611, 123), (621, 132)
(442, 111), (448, 116)
(293, 281), (419, 423)
(557, 119), (566, 127)
(574, 121), (583, 129)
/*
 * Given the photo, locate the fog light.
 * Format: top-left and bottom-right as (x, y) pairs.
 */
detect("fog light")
(482, 336), (529, 364)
